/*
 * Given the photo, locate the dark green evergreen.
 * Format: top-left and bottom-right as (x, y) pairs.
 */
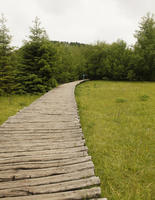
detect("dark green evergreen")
(17, 17), (58, 93)
(0, 14), (16, 95)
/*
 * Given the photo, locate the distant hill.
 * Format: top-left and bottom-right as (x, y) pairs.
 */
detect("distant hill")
(51, 40), (87, 47)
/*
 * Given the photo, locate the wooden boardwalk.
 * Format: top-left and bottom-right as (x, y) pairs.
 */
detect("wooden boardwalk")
(0, 81), (104, 200)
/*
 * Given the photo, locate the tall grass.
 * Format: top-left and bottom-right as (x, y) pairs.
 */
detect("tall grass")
(75, 81), (155, 200)
(0, 95), (40, 125)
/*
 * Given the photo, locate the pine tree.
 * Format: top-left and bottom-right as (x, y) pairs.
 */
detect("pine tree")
(29, 16), (48, 42)
(18, 17), (58, 93)
(0, 14), (15, 95)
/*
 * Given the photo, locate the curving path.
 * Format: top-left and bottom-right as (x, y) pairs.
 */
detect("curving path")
(0, 81), (104, 200)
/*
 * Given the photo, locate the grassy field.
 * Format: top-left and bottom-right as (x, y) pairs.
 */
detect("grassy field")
(75, 81), (155, 200)
(0, 95), (40, 125)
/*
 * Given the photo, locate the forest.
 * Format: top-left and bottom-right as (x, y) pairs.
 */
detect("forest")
(0, 13), (155, 95)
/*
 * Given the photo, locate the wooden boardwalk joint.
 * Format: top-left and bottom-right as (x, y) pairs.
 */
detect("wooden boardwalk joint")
(0, 81), (103, 199)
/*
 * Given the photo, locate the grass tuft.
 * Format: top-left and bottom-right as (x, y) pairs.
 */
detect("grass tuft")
(139, 94), (150, 101)
(115, 98), (127, 103)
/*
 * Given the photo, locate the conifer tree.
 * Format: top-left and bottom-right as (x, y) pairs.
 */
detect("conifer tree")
(18, 17), (58, 93)
(0, 14), (15, 95)
(29, 16), (48, 42)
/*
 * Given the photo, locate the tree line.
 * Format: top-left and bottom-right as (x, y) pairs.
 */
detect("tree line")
(0, 13), (155, 95)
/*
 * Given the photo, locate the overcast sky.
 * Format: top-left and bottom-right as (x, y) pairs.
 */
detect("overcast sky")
(0, 0), (155, 47)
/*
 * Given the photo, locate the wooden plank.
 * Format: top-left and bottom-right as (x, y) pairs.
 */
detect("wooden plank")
(0, 151), (88, 165)
(0, 139), (85, 148)
(6, 114), (79, 119)
(1, 187), (101, 200)
(0, 139), (85, 146)
(1, 118), (79, 125)
(0, 127), (82, 132)
(0, 161), (93, 181)
(0, 131), (83, 137)
(0, 145), (85, 154)
(0, 130), (83, 136)
(0, 135), (83, 144)
(4, 119), (79, 123)
(0, 135), (84, 143)
(0, 156), (91, 171)
(0, 167), (94, 190)
(4, 120), (79, 124)
(0, 140), (85, 152)
(1, 125), (81, 130)
(0, 146), (88, 158)
(0, 176), (100, 198)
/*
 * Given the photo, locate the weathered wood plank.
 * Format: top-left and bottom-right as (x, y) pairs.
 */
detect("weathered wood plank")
(0, 156), (91, 171)
(0, 139), (85, 148)
(1, 125), (81, 130)
(0, 176), (100, 198)
(0, 146), (88, 158)
(0, 127), (82, 132)
(0, 135), (83, 144)
(1, 187), (101, 200)
(4, 119), (79, 123)
(0, 167), (94, 190)
(0, 131), (83, 137)
(0, 161), (93, 181)
(0, 140), (85, 152)
(0, 151), (88, 165)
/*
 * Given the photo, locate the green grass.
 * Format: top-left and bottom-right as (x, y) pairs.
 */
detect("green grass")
(0, 94), (41, 125)
(75, 81), (155, 200)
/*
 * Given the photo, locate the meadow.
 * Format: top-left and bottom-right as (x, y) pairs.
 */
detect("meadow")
(0, 95), (40, 125)
(75, 81), (155, 200)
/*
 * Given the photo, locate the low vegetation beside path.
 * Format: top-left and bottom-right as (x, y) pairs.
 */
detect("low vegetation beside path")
(75, 81), (155, 200)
